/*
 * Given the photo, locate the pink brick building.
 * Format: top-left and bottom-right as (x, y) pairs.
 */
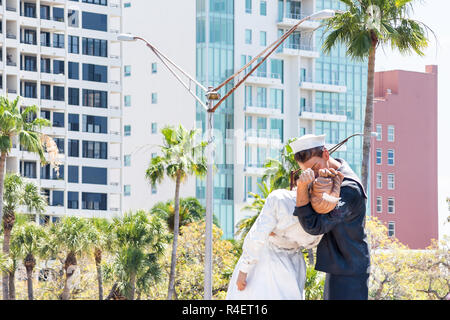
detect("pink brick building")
(371, 65), (438, 249)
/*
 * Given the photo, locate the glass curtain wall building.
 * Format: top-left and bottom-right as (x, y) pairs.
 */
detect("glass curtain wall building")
(196, 0), (235, 239)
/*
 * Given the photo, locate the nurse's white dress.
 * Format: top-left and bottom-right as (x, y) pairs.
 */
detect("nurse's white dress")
(226, 189), (323, 300)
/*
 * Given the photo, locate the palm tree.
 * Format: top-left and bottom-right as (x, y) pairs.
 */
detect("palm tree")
(104, 210), (169, 300)
(150, 197), (219, 233)
(2, 174), (47, 299)
(10, 222), (48, 300)
(262, 138), (300, 190)
(0, 95), (55, 299)
(322, 0), (430, 191)
(87, 218), (114, 300)
(145, 125), (207, 300)
(50, 216), (93, 300)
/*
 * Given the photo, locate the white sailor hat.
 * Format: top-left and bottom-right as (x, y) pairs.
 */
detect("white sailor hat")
(290, 134), (326, 154)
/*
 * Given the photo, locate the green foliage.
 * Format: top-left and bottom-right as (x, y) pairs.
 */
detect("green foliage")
(322, 0), (431, 60)
(103, 210), (170, 299)
(0, 96), (51, 160)
(150, 197), (219, 233)
(261, 137), (300, 190)
(145, 125), (207, 187)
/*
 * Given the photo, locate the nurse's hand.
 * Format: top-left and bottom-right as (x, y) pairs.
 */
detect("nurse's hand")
(237, 271), (247, 291)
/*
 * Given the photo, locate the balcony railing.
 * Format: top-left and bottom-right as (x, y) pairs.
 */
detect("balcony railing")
(299, 105), (313, 113)
(6, 33), (17, 39)
(300, 76), (346, 86)
(284, 43), (315, 51)
(6, 6), (17, 12)
(246, 129), (282, 140)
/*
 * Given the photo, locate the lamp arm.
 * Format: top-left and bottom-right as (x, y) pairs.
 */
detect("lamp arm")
(212, 14), (315, 94)
(134, 37), (209, 110)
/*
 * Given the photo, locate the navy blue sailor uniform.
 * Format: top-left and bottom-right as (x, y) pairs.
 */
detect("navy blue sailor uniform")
(293, 158), (371, 300)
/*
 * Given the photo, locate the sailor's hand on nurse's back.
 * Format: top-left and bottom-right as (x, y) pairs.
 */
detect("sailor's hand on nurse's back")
(297, 168), (315, 188)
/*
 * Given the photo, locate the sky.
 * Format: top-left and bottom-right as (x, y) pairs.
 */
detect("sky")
(374, 0), (450, 240)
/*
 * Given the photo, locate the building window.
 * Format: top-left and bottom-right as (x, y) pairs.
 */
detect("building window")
(124, 2), (131, 8)
(387, 174), (395, 190)
(387, 149), (395, 165)
(124, 65), (131, 77)
(82, 37), (108, 57)
(376, 148), (382, 165)
(83, 63), (107, 83)
(20, 161), (37, 178)
(260, 0), (267, 16)
(124, 185), (131, 196)
(151, 123), (157, 134)
(82, 12), (107, 32)
(151, 184), (157, 194)
(82, 89), (107, 108)
(151, 63), (157, 74)
(82, 192), (107, 211)
(151, 93), (157, 104)
(53, 33), (64, 48)
(68, 166), (79, 183)
(124, 155), (131, 167)
(53, 60), (65, 75)
(53, 7), (64, 22)
(124, 125), (131, 136)
(124, 95), (131, 107)
(53, 112), (65, 128)
(245, 29), (252, 44)
(388, 125), (395, 142)
(376, 124), (382, 141)
(388, 221), (395, 237)
(82, 167), (107, 185)
(68, 139), (79, 157)
(53, 86), (65, 101)
(68, 10), (79, 28)
(82, 141), (108, 159)
(388, 198), (395, 214)
(68, 62), (79, 79)
(82, 0), (108, 6)
(24, 2), (36, 18)
(83, 115), (107, 134)
(52, 190), (64, 207)
(245, 85), (252, 107)
(256, 87), (267, 107)
(68, 192), (79, 209)
(245, 0), (252, 13)
(68, 88), (79, 105)
(376, 172), (382, 189)
(260, 31), (267, 46)
(151, 153), (157, 159)
(68, 35), (79, 53)
(68, 114), (79, 131)
(376, 197), (382, 213)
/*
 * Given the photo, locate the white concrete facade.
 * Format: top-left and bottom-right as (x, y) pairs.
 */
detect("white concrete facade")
(1, 0), (123, 222)
(121, 0), (197, 212)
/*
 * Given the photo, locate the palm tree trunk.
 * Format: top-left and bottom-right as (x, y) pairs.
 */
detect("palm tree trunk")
(25, 254), (36, 300)
(2, 227), (11, 300)
(61, 252), (77, 300)
(361, 41), (377, 192)
(0, 152), (7, 300)
(94, 248), (103, 300)
(129, 272), (136, 300)
(8, 269), (15, 300)
(167, 172), (182, 300)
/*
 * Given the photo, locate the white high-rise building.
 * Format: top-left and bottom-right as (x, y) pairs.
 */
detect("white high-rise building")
(1, 0), (123, 223)
(122, 0), (366, 239)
